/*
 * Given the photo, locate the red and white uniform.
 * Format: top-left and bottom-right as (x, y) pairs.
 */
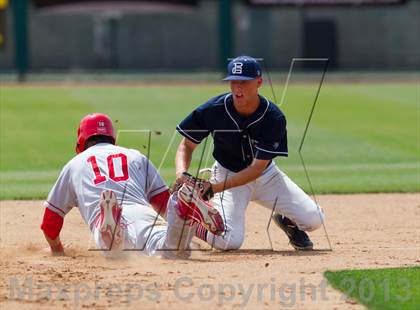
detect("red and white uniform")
(44, 143), (186, 256)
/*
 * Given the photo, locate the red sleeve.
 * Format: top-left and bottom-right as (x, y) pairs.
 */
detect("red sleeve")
(149, 190), (170, 217)
(40, 207), (64, 240)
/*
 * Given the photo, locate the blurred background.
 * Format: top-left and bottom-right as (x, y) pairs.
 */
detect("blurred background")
(0, 0), (419, 199)
(0, 0), (419, 80)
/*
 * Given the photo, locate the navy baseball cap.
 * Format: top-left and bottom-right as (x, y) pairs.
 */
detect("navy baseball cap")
(223, 56), (262, 81)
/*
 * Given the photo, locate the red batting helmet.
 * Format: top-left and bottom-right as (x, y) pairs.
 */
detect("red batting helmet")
(76, 113), (116, 154)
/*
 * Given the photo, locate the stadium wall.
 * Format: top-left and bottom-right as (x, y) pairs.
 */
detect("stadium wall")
(0, 0), (418, 71)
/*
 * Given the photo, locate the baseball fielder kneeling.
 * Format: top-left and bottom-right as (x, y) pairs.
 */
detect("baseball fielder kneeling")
(175, 56), (325, 251)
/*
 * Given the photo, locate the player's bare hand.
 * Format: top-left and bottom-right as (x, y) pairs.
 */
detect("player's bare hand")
(50, 241), (64, 256)
(42, 246), (64, 256)
(51, 249), (65, 256)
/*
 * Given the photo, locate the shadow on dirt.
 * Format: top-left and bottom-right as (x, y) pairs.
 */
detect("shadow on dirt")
(206, 249), (332, 256)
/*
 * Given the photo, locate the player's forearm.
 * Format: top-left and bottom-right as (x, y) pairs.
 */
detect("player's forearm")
(175, 139), (196, 178)
(40, 207), (65, 255)
(212, 163), (266, 193)
(175, 147), (191, 178)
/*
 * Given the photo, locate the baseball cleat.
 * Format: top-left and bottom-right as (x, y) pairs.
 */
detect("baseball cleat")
(176, 184), (225, 236)
(98, 190), (123, 249)
(272, 214), (313, 251)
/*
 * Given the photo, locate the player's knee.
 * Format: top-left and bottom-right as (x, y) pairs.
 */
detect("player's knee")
(213, 232), (244, 250)
(299, 206), (325, 232)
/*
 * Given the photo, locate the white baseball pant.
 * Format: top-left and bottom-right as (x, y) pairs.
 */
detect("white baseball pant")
(92, 194), (195, 258)
(206, 161), (324, 250)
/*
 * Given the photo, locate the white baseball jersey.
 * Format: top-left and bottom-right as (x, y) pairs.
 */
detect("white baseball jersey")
(44, 143), (168, 230)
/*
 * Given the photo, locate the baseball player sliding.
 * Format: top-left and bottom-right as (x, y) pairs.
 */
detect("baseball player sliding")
(175, 56), (325, 251)
(40, 113), (224, 259)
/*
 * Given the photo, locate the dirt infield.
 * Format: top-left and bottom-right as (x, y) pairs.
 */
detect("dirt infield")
(1, 193), (419, 309)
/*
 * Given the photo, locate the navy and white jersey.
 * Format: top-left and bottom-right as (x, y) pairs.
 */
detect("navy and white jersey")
(176, 93), (288, 172)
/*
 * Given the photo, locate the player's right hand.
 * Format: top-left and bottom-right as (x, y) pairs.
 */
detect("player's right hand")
(50, 242), (64, 256)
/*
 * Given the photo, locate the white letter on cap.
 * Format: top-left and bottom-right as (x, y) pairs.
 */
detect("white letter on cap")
(232, 62), (243, 74)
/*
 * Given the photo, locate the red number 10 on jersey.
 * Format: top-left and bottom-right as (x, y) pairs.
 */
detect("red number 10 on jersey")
(87, 153), (129, 185)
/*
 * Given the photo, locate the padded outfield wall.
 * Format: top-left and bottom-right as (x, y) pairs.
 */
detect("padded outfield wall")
(0, 0), (419, 71)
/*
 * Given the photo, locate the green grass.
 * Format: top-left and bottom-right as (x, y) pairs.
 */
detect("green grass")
(0, 82), (419, 199)
(324, 267), (420, 309)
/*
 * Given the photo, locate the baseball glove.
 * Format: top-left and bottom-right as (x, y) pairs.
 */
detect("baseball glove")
(172, 172), (214, 201)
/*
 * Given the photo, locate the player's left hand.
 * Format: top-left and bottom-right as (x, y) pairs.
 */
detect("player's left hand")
(179, 172), (214, 201)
